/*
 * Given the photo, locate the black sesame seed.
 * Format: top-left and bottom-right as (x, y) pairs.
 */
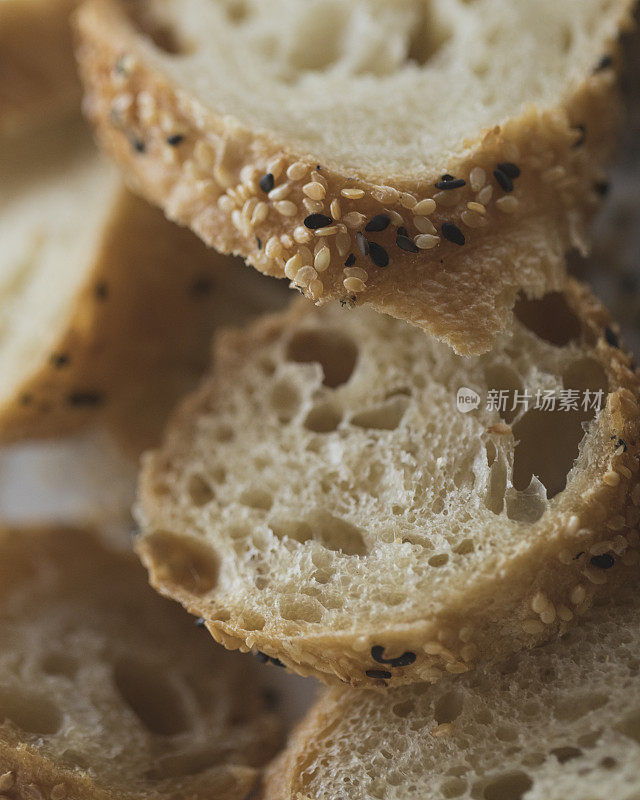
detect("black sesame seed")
(573, 551), (585, 560)
(594, 181), (610, 197)
(94, 282), (108, 300)
(131, 137), (146, 154)
(365, 214), (391, 232)
(256, 236), (262, 250)
(442, 222), (465, 246)
(366, 668), (392, 680)
(191, 277), (213, 296)
(435, 176), (466, 190)
(605, 326), (619, 348)
(20, 394), (33, 406)
(594, 54), (613, 73)
(571, 125), (586, 148)
(371, 646), (417, 668)
(304, 213), (333, 230)
(344, 253), (356, 267)
(368, 241), (389, 268)
(497, 162), (521, 179)
(590, 553), (615, 570)
(356, 232), (369, 257)
(166, 133), (184, 147)
(194, 617), (207, 628)
(396, 234), (419, 253)
(50, 354), (69, 368)
(67, 391), (104, 407)
(259, 173), (275, 193)
(615, 438), (627, 452)
(493, 168), (514, 193)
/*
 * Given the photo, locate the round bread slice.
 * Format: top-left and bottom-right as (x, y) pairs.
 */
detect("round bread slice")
(0, 0), (81, 135)
(263, 588), (640, 800)
(0, 117), (287, 452)
(76, 0), (634, 354)
(136, 278), (640, 688)
(0, 525), (284, 800)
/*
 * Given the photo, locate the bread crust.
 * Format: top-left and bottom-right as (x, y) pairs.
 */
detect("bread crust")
(0, 187), (235, 454)
(0, 0), (81, 135)
(136, 277), (640, 688)
(76, 0), (634, 354)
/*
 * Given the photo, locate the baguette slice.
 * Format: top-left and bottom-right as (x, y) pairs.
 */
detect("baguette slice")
(0, 0), (81, 135)
(263, 589), (640, 800)
(76, 0), (634, 354)
(137, 279), (640, 688)
(0, 525), (284, 800)
(0, 117), (287, 452)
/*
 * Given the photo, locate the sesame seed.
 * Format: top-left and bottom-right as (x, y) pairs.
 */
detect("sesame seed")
(594, 54), (613, 72)
(294, 266), (318, 286)
(434, 190), (461, 207)
(356, 232), (369, 256)
(365, 214), (391, 232)
(605, 326), (619, 347)
(603, 470), (621, 487)
(590, 540), (613, 556)
(0, 774), (15, 792)
(497, 162), (520, 179)
(618, 465), (632, 479)
(343, 211), (366, 229)
(493, 168), (514, 192)
(331, 198), (342, 219)
(303, 198), (324, 214)
(466, 201), (486, 215)
(415, 234), (439, 250)
(265, 236), (282, 259)
(385, 208), (405, 226)
(396, 233), (419, 253)
(304, 213), (332, 229)
(345, 254), (356, 267)
(284, 254), (303, 279)
(583, 566), (607, 585)
(461, 210), (488, 228)
(368, 241), (389, 268)
(303, 181), (326, 200)
(131, 136), (146, 153)
(413, 198), (437, 215)
(314, 247), (331, 272)
(315, 225), (339, 236)
(231, 209), (243, 231)
(341, 188), (365, 200)
(445, 662), (469, 674)
(542, 165), (566, 184)
(442, 222), (465, 246)
(570, 584), (585, 606)
(521, 619), (545, 635)
(268, 183), (292, 201)
(166, 133), (184, 146)
(496, 196), (519, 213)
(344, 277), (367, 293)
(287, 162), (308, 181)
(311, 171), (328, 188)
(259, 173), (275, 193)
(280, 233), (293, 249)
(51, 353), (70, 368)
(218, 195), (234, 213)
(477, 185), (493, 204)
(251, 202), (269, 225)
(435, 176), (466, 190)
(469, 167), (486, 192)
(566, 515), (580, 535)
(531, 592), (550, 615)
(344, 266), (368, 281)
(266, 157), (284, 179)
(336, 231), (351, 256)
(414, 216), (437, 234)
(572, 125), (586, 148)
(400, 193), (417, 209)
(293, 225), (312, 244)
(309, 278), (324, 299)
(557, 605), (574, 622)
(366, 669), (392, 680)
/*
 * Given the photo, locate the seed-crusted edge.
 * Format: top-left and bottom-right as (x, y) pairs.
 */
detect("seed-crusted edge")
(0, 188), (232, 456)
(0, 0), (81, 136)
(75, 0), (634, 355)
(136, 277), (640, 689)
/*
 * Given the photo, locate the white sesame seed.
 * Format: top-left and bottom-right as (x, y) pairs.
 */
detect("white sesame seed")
(371, 185), (399, 203)
(496, 196), (519, 214)
(275, 200), (297, 216)
(303, 198), (324, 214)
(218, 195), (234, 214)
(570, 584), (586, 605)
(557, 605), (573, 622)
(314, 247), (331, 272)
(413, 198), (437, 215)
(303, 182), (326, 201)
(434, 190), (462, 208)
(330, 198), (342, 220)
(312, 171), (328, 188)
(251, 201), (269, 226)
(384, 208), (405, 226)
(603, 470), (621, 487)
(542, 165), (566, 183)
(309, 278), (324, 299)
(618, 465), (632, 479)
(341, 188), (365, 200)
(466, 201), (486, 215)
(240, 164), (258, 184)
(415, 234), (440, 250)
(267, 157), (284, 179)
(469, 167), (486, 192)
(214, 164), (235, 189)
(461, 210), (488, 229)
(315, 225), (339, 236)
(297, 246), (313, 264)
(531, 592), (549, 615)
(294, 265), (318, 286)
(521, 619), (545, 635)
(612, 534), (628, 554)
(458, 626), (474, 643)
(343, 277), (366, 293)
(344, 266), (368, 281)
(265, 236), (282, 259)
(583, 566), (607, 585)
(280, 234), (293, 249)
(336, 231), (351, 257)
(589, 540), (612, 556)
(566, 514), (580, 535)
(242, 197), (258, 220)
(343, 212), (366, 230)
(557, 549), (572, 565)
(231, 209), (244, 231)
(293, 225), (312, 244)
(477, 185), (493, 205)
(268, 182), (292, 201)
(400, 192), (417, 209)
(445, 662), (469, 674)
(423, 641), (455, 659)
(540, 607), (556, 625)
(607, 515), (626, 531)
(414, 216), (437, 234)
(287, 161), (308, 181)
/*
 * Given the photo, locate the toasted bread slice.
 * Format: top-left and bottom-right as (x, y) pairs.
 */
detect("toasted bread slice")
(0, 117), (287, 452)
(136, 278), (640, 687)
(0, 0), (81, 135)
(76, 0), (634, 354)
(263, 589), (640, 800)
(0, 525), (284, 800)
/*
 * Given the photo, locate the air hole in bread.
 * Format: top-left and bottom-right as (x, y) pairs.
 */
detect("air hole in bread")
(562, 357), (608, 394)
(351, 396), (409, 430)
(482, 771), (533, 800)
(514, 292), (581, 346)
(144, 531), (219, 596)
(114, 657), (189, 736)
(441, 777), (468, 798)
(284, 3), (350, 73)
(455, 539), (475, 555)
(616, 709), (640, 744)
(286, 328), (358, 388)
(485, 443), (508, 516)
(550, 745), (583, 763)
(224, 0), (249, 23)
(406, 3), (453, 65)
(240, 488), (273, 510)
(304, 403), (342, 433)
(555, 693), (608, 722)
(271, 379), (300, 422)
(271, 512), (367, 556)
(577, 730), (601, 748)
(434, 690), (463, 724)
(215, 425), (235, 443)
(484, 364), (523, 423)
(0, 686), (61, 734)
(147, 749), (227, 780)
(511, 408), (590, 499)
(392, 700), (415, 718)
(128, 5), (190, 54)
(428, 553), (449, 568)
(41, 652), (78, 679)
(279, 596), (324, 623)
(239, 610), (267, 630)
(495, 725), (518, 742)
(60, 749), (90, 769)
(188, 474), (215, 506)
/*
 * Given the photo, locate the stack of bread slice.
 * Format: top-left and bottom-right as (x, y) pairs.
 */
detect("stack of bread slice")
(1, 0), (639, 797)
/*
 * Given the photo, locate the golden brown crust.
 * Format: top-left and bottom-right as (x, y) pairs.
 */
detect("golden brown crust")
(0, 187), (237, 454)
(0, 0), (81, 136)
(136, 277), (640, 688)
(75, 0), (634, 354)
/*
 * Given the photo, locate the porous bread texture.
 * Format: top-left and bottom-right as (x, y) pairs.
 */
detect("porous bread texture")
(136, 278), (640, 688)
(76, 0), (635, 354)
(0, 0), (81, 135)
(0, 526), (283, 800)
(0, 117), (288, 452)
(263, 590), (640, 800)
